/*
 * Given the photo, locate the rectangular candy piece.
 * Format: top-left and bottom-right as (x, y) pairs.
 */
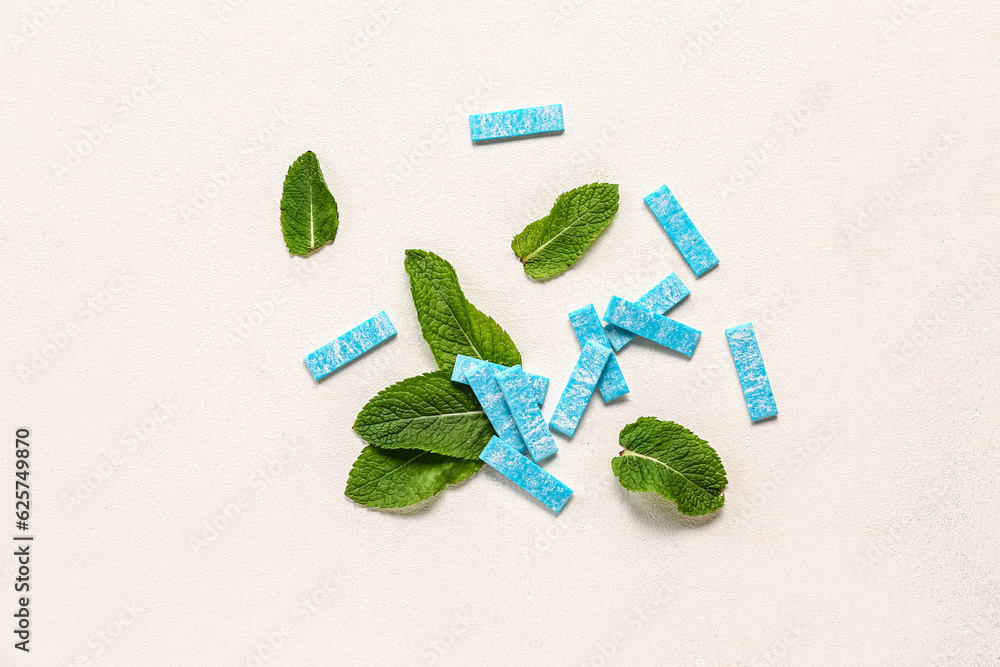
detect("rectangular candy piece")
(604, 273), (690, 351)
(495, 365), (558, 462)
(469, 104), (564, 142)
(549, 341), (613, 438)
(603, 296), (701, 357)
(464, 360), (526, 452)
(303, 311), (396, 381)
(568, 304), (629, 402)
(450, 354), (549, 404)
(725, 323), (778, 422)
(479, 436), (573, 513)
(644, 185), (719, 277)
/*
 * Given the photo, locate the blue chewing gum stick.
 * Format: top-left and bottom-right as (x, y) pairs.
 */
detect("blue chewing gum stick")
(725, 323), (778, 422)
(644, 185), (719, 277)
(479, 437), (573, 513)
(549, 341), (613, 438)
(568, 304), (629, 402)
(603, 297), (701, 357)
(303, 311), (396, 381)
(450, 354), (549, 404)
(604, 273), (691, 351)
(464, 360), (527, 452)
(495, 365), (558, 462)
(469, 104), (564, 142)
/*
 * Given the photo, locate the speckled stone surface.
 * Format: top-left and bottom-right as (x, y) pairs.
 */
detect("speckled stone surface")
(644, 184), (719, 277)
(604, 273), (690, 351)
(479, 436), (572, 513)
(303, 311), (396, 381)
(465, 359), (527, 452)
(469, 104), (564, 142)
(568, 304), (629, 402)
(603, 296), (701, 357)
(495, 364), (558, 462)
(726, 322), (778, 422)
(450, 354), (549, 404)
(549, 341), (612, 438)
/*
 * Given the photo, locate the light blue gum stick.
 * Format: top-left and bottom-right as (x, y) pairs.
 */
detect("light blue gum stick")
(604, 273), (690, 351)
(304, 311), (396, 381)
(644, 185), (719, 277)
(464, 360), (527, 452)
(495, 365), (558, 462)
(479, 436), (573, 513)
(450, 354), (549, 404)
(725, 323), (778, 422)
(469, 104), (564, 142)
(568, 305), (629, 402)
(603, 297), (701, 357)
(549, 341), (613, 438)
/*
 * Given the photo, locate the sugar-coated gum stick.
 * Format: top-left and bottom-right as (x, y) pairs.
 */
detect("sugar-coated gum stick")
(450, 354), (549, 404)
(604, 273), (690, 351)
(495, 365), (558, 462)
(549, 341), (612, 438)
(603, 297), (701, 357)
(464, 360), (527, 452)
(726, 323), (778, 422)
(568, 304), (629, 402)
(469, 104), (564, 142)
(479, 437), (573, 513)
(644, 185), (719, 277)
(303, 311), (396, 381)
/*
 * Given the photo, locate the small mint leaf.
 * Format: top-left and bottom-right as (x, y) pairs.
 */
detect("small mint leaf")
(353, 371), (495, 460)
(612, 417), (727, 516)
(280, 151), (339, 255)
(404, 249), (521, 371)
(345, 445), (482, 508)
(512, 183), (619, 279)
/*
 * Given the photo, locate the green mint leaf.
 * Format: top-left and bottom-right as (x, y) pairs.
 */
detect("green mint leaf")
(280, 151), (339, 255)
(511, 182), (619, 279)
(345, 445), (482, 508)
(612, 417), (727, 516)
(404, 249), (521, 371)
(353, 371), (495, 460)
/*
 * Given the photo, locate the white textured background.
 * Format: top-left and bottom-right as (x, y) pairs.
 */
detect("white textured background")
(1, 1), (998, 665)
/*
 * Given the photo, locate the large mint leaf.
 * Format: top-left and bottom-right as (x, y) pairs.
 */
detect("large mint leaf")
(404, 249), (521, 371)
(345, 445), (482, 508)
(612, 417), (727, 516)
(280, 151), (339, 255)
(353, 371), (495, 460)
(511, 183), (619, 279)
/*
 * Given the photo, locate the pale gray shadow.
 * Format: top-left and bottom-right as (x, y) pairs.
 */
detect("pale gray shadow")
(615, 483), (723, 530)
(472, 130), (564, 145)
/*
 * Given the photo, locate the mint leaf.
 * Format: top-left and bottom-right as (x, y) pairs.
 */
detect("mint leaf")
(345, 445), (482, 508)
(280, 151), (339, 255)
(404, 249), (521, 371)
(512, 183), (619, 279)
(612, 417), (727, 516)
(353, 371), (494, 460)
